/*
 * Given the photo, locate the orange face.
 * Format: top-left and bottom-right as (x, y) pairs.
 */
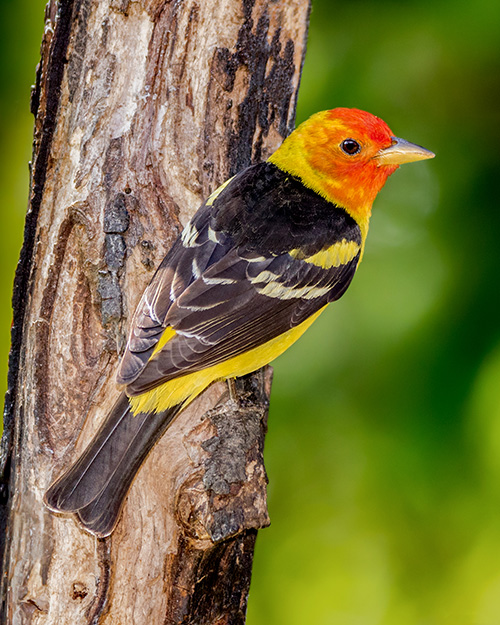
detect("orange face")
(270, 107), (434, 227)
(299, 108), (399, 213)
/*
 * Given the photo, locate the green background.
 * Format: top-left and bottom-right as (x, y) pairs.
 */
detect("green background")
(2, 1), (500, 623)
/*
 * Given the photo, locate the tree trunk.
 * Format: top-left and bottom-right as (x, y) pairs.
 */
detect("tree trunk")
(0, 0), (310, 623)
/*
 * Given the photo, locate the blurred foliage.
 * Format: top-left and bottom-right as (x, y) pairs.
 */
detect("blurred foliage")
(0, 0), (47, 414)
(1, 0), (500, 623)
(248, 1), (500, 624)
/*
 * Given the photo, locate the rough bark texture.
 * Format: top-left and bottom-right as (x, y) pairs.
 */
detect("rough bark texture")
(0, 0), (310, 623)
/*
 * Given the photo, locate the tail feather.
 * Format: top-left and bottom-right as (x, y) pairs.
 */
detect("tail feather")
(45, 393), (181, 536)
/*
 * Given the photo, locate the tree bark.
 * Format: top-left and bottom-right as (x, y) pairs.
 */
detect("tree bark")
(0, 0), (310, 623)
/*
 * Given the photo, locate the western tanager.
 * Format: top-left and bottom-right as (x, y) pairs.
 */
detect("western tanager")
(45, 108), (434, 536)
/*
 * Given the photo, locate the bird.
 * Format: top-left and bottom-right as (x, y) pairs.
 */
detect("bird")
(45, 107), (434, 536)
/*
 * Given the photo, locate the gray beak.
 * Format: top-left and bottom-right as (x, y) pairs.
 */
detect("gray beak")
(375, 137), (435, 166)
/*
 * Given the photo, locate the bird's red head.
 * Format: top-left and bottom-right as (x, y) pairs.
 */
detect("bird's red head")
(269, 107), (434, 235)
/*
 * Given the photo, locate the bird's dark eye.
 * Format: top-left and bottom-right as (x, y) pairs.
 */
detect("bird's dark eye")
(341, 139), (361, 155)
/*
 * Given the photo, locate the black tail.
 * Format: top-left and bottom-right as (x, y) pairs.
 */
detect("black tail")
(44, 394), (181, 537)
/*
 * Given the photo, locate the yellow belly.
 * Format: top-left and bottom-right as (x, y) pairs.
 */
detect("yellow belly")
(129, 305), (326, 415)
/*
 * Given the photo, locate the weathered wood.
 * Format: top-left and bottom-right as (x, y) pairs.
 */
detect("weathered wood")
(0, 0), (310, 623)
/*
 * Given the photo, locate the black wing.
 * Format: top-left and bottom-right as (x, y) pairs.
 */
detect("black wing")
(117, 162), (362, 394)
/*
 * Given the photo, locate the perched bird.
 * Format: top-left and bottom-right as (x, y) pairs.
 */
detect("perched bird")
(45, 108), (434, 536)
